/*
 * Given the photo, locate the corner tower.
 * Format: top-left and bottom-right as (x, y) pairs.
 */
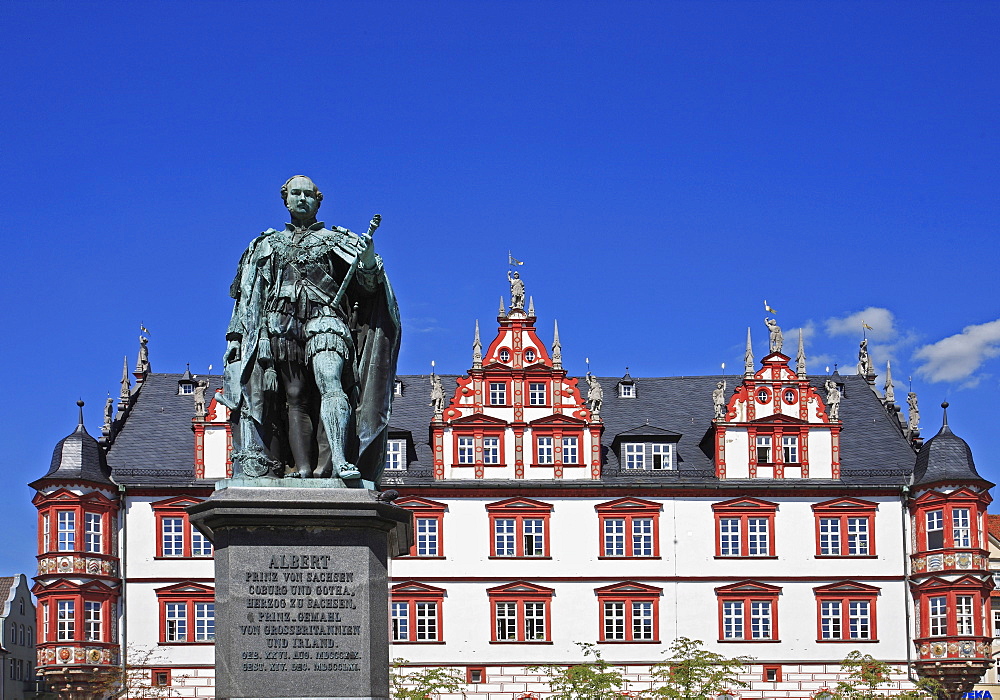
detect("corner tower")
(29, 402), (121, 698)
(908, 403), (993, 698)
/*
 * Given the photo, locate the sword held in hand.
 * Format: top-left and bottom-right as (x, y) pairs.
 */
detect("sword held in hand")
(332, 214), (381, 309)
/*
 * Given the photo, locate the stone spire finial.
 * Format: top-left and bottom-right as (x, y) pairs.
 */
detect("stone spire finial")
(119, 356), (131, 401)
(528, 296), (535, 316)
(498, 297), (507, 318)
(884, 360), (895, 404)
(473, 320), (483, 369)
(552, 320), (562, 369)
(744, 327), (754, 378)
(796, 328), (806, 378)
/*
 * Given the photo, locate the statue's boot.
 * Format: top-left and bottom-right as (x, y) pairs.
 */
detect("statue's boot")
(317, 390), (357, 479)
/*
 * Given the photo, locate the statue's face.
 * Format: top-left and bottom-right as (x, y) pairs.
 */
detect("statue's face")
(285, 176), (321, 221)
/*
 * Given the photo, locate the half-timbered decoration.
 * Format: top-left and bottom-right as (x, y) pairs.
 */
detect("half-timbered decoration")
(27, 287), (996, 699)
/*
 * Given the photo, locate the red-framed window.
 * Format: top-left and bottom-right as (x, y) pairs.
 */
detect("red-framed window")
(467, 667), (486, 684)
(155, 582), (215, 644)
(488, 381), (510, 406)
(451, 430), (506, 467)
(763, 665), (782, 682)
(529, 417), (586, 468)
(151, 496), (213, 559)
(391, 582), (445, 643)
(913, 576), (991, 639)
(527, 381), (548, 406)
(595, 498), (662, 558)
(595, 582), (662, 643)
(34, 489), (116, 555)
(913, 489), (988, 552)
(813, 582), (880, 642)
(395, 497), (447, 558)
(712, 498), (777, 558)
(150, 669), (171, 686)
(487, 582), (554, 643)
(36, 581), (116, 644)
(812, 498), (878, 557)
(487, 498), (553, 558)
(715, 581), (781, 642)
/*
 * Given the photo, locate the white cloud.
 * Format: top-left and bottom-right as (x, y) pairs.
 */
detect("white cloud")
(825, 307), (897, 340)
(914, 318), (1000, 383)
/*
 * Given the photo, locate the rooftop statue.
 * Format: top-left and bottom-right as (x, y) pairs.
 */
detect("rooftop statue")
(825, 379), (842, 421)
(429, 373), (445, 416)
(857, 338), (872, 376)
(221, 176), (401, 487)
(764, 317), (783, 353)
(712, 380), (727, 420)
(585, 372), (603, 419)
(507, 271), (525, 310)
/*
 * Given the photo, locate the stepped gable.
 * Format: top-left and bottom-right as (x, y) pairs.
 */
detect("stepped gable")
(912, 403), (993, 488)
(32, 402), (113, 487)
(107, 372), (222, 483)
(385, 371), (916, 486)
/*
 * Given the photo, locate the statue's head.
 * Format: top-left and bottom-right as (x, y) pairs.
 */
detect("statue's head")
(511, 271), (520, 279)
(717, 382), (724, 389)
(281, 175), (323, 222)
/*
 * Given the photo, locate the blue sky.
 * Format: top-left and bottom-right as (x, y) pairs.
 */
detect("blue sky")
(1, 1), (997, 577)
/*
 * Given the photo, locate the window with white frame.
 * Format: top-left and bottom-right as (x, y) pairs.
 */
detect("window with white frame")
(536, 436), (554, 464)
(528, 382), (546, 405)
(562, 436), (579, 464)
(57, 511), (75, 551)
(489, 382), (507, 405)
(781, 436), (798, 463)
(993, 607), (1000, 637)
(195, 603), (215, 641)
(602, 600), (654, 641)
(953, 508), (971, 547)
(57, 601), (74, 641)
(84, 601), (102, 641)
(756, 435), (772, 463)
(483, 437), (500, 464)
(495, 602), (517, 641)
(84, 513), (102, 553)
(619, 383), (635, 398)
(621, 442), (673, 470)
(494, 518), (544, 557)
(191, 529), (213, 557)
(457, 436), (474, 464)
(956, 595), (974, 635)
(385, 439), (406, 471)
(819, 517), (870, 556)
(415, 517), (439, 557)
(524, 349), (536, 362)
(391, 590), (442, 643)
(929, 596), (947, 636)
(42, 513), (49, 552)
(719, 517), (769, 556)
(165, 603), (187, 642)
(524, 602), (546, 641)
(927, 510), (944, 549)
(162, 518), (184, 557)
(391, 602), (409, 641)
(603, 517), (654, 557)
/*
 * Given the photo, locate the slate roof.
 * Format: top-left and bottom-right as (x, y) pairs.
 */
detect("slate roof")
(987, 514), (1000, 544)
(912, 404), (992, 488)
(0, 577), (14, 608)
(96, 370), (919, 490)
(31, 403), (113, 487)
(106, 373), (220, 485)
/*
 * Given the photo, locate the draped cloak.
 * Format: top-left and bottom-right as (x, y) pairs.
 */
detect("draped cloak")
(222, 222), (401, 486)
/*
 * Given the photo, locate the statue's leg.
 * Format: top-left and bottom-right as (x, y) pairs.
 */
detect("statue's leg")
(278, 360), (315, 478)
(311, 349), (360, 479)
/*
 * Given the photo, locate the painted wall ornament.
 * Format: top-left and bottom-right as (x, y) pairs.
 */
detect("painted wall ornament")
(585, 372), (603, 419)
(221, 176), (401, 487)
(825, 379), (841, 421)
(713, 380), (727, 420)
(764, 317), (783, 353)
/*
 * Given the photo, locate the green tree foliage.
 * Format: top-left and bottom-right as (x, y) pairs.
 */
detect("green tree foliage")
(833, 651), (942, 700)
(528, 642), (633, 699)
(390, 658), (467, 700)
(648, 637), (752, 700)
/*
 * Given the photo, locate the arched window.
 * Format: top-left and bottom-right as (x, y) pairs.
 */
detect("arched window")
(26, 627), (32, 646)
(19, 624), (25, 645)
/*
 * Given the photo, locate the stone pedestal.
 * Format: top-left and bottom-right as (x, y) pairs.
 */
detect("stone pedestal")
(188, 483), (412, 700)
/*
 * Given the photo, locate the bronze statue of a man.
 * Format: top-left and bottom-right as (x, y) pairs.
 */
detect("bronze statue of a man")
(222, 176), (401, 487)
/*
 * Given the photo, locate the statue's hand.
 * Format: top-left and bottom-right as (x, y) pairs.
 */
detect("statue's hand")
(368, 214), (381, 234)
(357, 232), (377, 268)
(225, 340), (241, 363)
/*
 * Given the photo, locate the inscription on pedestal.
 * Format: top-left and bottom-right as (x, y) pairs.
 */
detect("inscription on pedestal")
(236, 553), (365, 677)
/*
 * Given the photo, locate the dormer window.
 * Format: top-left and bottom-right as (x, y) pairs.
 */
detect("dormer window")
(394, 380), (404, 397)
(499, 349), (510, 362)
(385, 439), (407, 471)
(622, 443), (673, 470)
(181, 384), (194, 395)
(619, 384), (634, 398)
(524, 349), (536, 362)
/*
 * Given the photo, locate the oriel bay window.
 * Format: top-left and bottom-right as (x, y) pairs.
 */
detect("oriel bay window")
(595, 498), (661, 558)
(488, 582), (553, 642)
(37, 581), (116, 644)
(913, 489), (987, 552)
(813, 582), (880, 642)
(155, 582), (216, 644)
(396, 497), (447, 558)
(152, 496), (214, 558)
(712, 498), (777, 558)
(487, 498), (553, 558)
(715, 582), (781, 642)
(391, 582), (445, 643)
(596, 582), (662, 642)
(34, 489), (116, 555)
(913, 577), (991, 640)
(812, 498), (877, 557)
